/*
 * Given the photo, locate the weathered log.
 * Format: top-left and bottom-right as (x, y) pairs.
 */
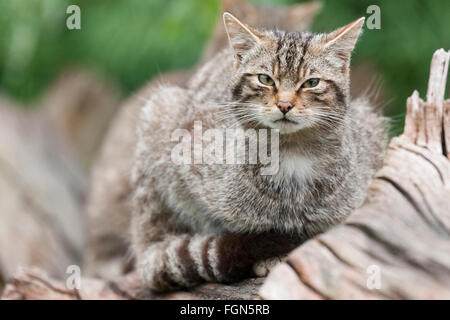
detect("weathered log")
(0, 98), (86, 282)
(1, 268), (263, 300)
(260, 49), (450, 299)
(2, 49), (450, 300)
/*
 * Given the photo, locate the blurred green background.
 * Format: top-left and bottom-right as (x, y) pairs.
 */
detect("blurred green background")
(1, 0), (449, 135)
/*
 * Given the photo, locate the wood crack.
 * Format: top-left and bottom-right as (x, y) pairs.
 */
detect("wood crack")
(316, 238), (356, 268)
(284, 259), (331, 300)
(397, 145), (446, 183)
(346, 223), (450, 282)
(376, 175), (439, 230)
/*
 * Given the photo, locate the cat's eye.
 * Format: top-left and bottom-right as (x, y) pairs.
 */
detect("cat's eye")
(258, 74), (275, 86)
(302, 78), (320, 89)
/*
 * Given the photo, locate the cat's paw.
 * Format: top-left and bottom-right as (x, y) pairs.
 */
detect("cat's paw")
(252, 255), (286, 277)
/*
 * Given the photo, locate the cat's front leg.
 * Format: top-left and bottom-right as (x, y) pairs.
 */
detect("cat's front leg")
(252, 255), (287, 277)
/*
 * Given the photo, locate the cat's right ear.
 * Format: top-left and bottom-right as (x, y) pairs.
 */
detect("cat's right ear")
(323, 17), (365, 59)
(223, 12), (262, 62)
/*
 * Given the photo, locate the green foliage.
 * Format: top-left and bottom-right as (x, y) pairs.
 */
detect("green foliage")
(1, 0), (450, 135)
(0, 0), (218, 102)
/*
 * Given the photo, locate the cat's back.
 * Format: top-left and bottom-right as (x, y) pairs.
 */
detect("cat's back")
(350, 96), (389, 172)
(188, 48), (235, 104)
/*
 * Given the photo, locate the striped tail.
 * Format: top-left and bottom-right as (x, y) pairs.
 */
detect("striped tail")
(137, 232), (300, 292)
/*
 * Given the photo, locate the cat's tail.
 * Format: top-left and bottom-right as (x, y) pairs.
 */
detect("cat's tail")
(136, 232), (299, 292)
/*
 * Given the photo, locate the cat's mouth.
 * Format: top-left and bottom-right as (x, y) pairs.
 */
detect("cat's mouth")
(274, 117), (297, 124)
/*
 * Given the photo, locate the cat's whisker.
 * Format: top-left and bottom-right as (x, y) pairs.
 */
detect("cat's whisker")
(310, 115), (343, 130)
(218, 114), (260, 122)
(215, 113), (260, 126)
(214, 110), (262, 125)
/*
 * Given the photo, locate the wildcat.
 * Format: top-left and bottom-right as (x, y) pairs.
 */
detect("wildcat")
(129, 13), (387, 292)
(84, 0), (322, 278)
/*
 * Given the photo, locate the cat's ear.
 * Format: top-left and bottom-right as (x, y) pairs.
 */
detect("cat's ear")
(223, 12), (262, 62)
(288, 1), (322, 31)
(324, 17), (365, 60)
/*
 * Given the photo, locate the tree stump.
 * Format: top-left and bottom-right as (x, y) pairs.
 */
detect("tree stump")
(2, 49), (450, 300)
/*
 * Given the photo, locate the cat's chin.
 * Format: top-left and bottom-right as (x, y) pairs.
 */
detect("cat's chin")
(279, 126), (303, 134)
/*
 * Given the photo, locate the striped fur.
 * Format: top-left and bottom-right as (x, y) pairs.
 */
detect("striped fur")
(84, 0), (322, 280)
(130, 15), (388, 291)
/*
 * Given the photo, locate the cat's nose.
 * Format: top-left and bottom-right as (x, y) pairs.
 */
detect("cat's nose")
(277, 100), (294, 114)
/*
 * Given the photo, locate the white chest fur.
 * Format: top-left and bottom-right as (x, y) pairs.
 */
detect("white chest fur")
(277, 153), (316, 184)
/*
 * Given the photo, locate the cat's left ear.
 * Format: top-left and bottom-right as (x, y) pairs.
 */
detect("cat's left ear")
(324, 17), (365, 60)
(223, 12), (262, 62)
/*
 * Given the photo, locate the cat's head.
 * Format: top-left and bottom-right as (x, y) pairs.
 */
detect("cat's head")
(223, 13), (364, 134)
(202, 0), (322, 61)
